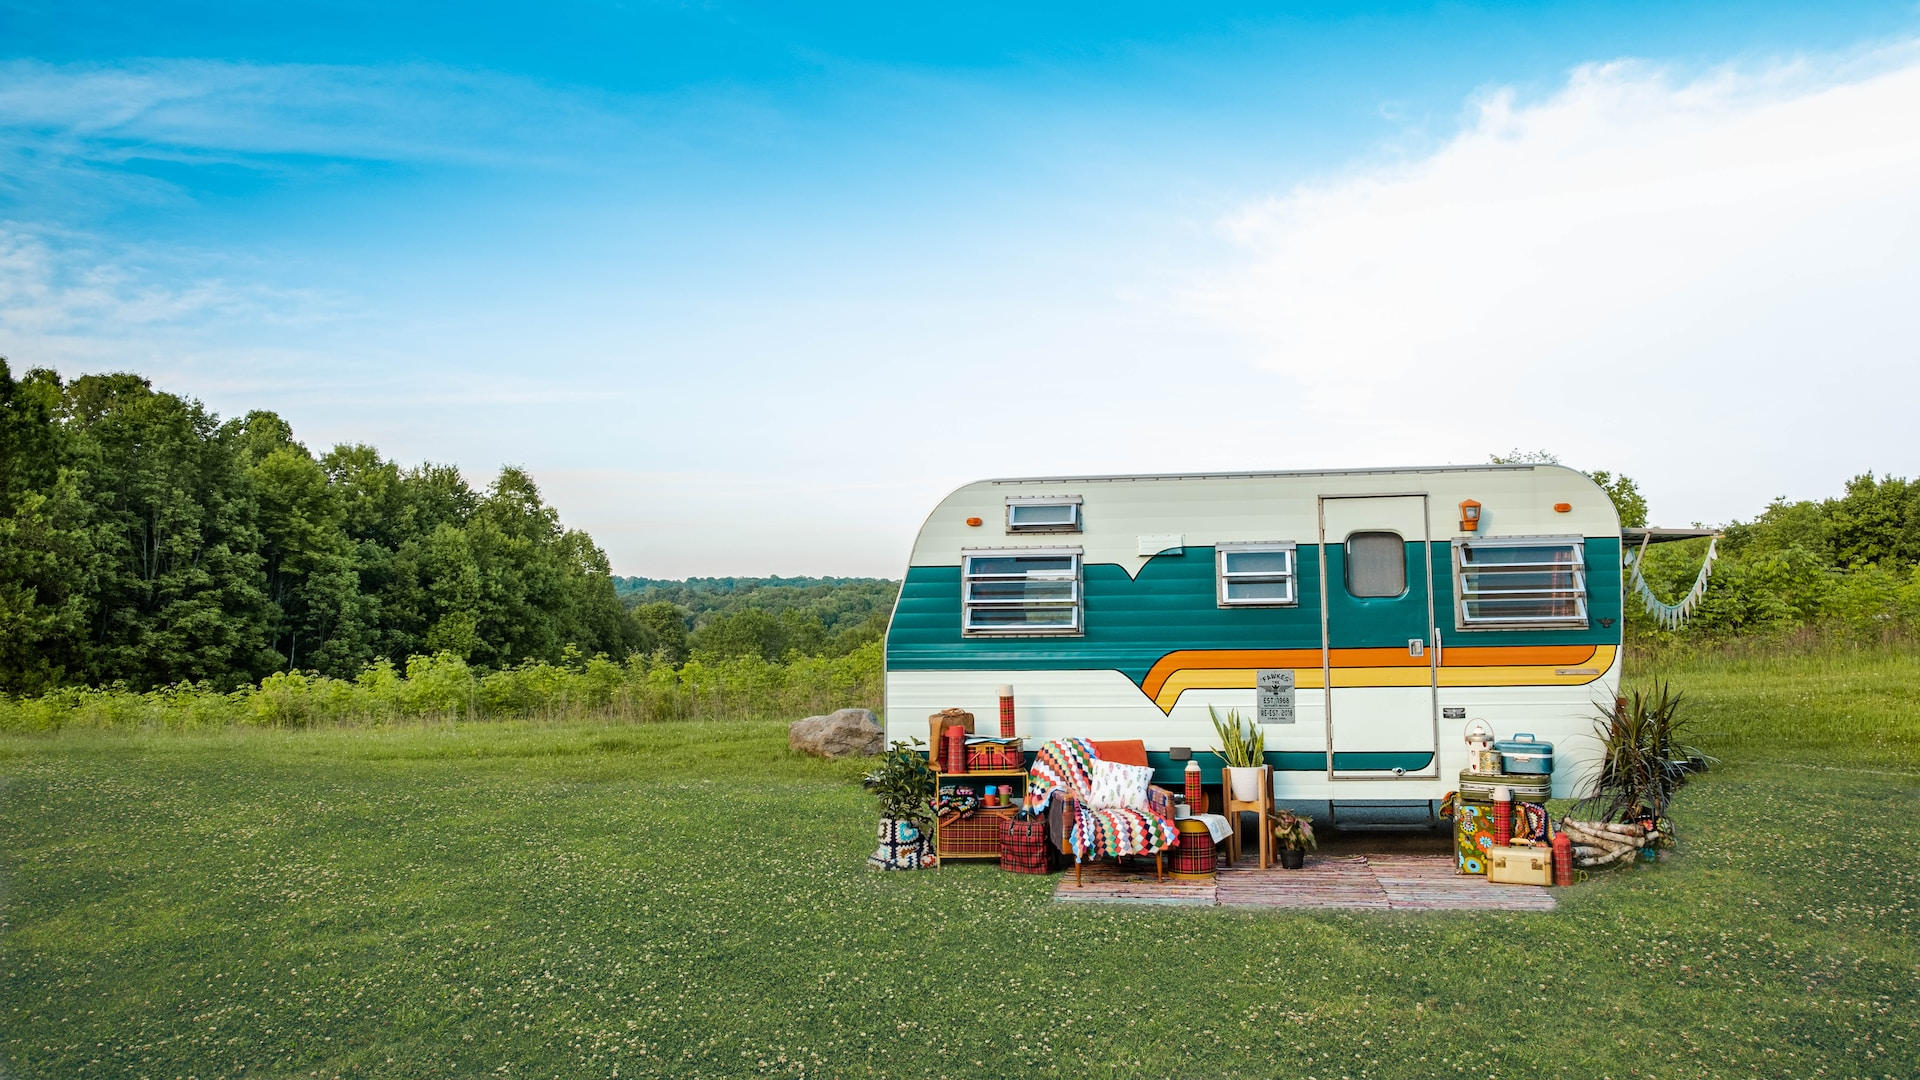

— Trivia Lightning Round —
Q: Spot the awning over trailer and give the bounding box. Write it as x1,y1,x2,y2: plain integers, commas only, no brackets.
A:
1621,527,1719,545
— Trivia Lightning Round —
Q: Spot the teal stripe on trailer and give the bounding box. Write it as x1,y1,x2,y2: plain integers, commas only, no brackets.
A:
887,540,1622,680
1141,751,1437,786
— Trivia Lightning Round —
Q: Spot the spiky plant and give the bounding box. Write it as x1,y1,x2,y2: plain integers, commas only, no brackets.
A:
1208,705,1265,768
1578,681,1713,823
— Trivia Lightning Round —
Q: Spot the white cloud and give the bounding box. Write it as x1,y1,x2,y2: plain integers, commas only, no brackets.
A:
1193,42,1920,523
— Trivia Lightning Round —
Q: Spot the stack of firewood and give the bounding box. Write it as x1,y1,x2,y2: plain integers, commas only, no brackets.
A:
1559,819,1660,868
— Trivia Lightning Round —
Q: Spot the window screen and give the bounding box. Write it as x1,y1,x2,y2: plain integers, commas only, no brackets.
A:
1455,537,1588,627
962,550,1083,634
1345,532,1406,598
1217,543,1297,606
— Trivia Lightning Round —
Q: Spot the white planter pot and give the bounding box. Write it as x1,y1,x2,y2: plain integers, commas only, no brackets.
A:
1226,765,1267,802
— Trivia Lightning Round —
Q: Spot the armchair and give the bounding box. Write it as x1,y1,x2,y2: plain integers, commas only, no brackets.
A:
1026,738,1180,886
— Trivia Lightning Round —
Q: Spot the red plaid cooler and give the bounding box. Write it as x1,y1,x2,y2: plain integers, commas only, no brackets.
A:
999,813,1053,874
1169,817,1216,879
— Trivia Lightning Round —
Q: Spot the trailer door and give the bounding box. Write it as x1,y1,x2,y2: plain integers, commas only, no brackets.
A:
1318,494,1439,779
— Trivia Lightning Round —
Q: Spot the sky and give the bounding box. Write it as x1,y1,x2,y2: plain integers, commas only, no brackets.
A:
3,2,1918,578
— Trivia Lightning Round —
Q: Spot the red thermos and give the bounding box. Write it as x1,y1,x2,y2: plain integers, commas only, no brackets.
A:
1492,785,1513,845
944,723,969,774
1552,831,1574,886
997,684,1016,738
1184,760,1203,809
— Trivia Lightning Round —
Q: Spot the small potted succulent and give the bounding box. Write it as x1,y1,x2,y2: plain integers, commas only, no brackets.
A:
1271,809,1317,870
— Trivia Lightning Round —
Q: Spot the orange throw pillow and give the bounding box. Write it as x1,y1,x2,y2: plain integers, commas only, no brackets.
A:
1088,739,1151,767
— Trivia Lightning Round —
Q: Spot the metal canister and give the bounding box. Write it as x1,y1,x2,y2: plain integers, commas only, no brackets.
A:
943,723,969,773
1464,718,1500,774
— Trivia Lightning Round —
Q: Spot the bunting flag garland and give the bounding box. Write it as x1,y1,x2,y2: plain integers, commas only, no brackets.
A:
1624,534,1718,630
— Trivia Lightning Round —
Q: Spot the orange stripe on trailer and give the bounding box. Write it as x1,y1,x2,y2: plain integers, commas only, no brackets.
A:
1143,645,1614,713
1138,644,1599,701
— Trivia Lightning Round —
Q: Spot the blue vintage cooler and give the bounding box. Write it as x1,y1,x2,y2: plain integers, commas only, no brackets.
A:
1494,733,1553,775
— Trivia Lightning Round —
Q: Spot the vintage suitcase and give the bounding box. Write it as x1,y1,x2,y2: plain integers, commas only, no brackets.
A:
1457,769,1551,803
1494,733,1554,775
1487,843,1553,886
1453,799,1495,875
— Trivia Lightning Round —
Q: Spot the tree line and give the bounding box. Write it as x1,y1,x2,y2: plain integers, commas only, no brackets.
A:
0,361,657,695
615,576,898,665
1632,471,1920,642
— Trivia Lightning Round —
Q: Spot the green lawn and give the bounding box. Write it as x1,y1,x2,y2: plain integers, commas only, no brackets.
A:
3,649,1918,1079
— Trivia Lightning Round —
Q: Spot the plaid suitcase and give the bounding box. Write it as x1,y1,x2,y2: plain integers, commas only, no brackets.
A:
999,812,1053,874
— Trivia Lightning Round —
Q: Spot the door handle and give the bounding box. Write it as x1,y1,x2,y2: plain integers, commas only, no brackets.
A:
1407,638,1424,657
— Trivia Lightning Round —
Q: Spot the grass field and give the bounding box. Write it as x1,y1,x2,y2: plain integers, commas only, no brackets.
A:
4,648,1918,1079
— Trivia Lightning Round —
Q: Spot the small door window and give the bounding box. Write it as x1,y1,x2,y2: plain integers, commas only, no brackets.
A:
1345,531,1406,598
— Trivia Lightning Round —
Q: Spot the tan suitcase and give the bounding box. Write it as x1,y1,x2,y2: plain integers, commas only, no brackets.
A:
1486,844,1553,886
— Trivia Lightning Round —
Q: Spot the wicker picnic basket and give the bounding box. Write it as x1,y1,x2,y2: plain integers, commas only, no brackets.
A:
939,806,1014,858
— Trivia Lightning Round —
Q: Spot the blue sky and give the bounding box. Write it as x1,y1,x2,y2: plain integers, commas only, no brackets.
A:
4,2,1919,575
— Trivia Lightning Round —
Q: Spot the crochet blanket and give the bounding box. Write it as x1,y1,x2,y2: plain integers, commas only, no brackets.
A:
1025,737,1098,814
1025,738,1176,862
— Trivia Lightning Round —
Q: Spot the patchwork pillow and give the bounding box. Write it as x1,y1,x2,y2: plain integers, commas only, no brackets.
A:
1085,757,1154,812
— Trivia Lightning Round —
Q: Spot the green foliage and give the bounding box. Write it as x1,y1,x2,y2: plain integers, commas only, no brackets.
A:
0,359,643,692
1632,472,1920,646
1271,808,1317,851
0,640,883,733
616,575,899,661
1207,705,1264,767
1585,469,1648,529
861,738,937,825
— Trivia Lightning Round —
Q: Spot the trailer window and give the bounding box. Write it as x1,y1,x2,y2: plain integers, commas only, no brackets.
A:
1455,537,1588,628
1345,532,1406,598
962,549,1083,634
1005,496,1083,533
1217,542,1297,606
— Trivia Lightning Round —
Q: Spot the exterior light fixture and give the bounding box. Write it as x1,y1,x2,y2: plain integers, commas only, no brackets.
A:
1459,499,1482,533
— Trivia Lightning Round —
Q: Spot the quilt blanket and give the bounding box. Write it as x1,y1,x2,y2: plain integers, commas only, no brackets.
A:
1025,738,1175,862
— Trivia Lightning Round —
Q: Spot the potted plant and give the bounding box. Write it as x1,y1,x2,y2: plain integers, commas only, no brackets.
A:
862,739,938,870
1209,705,1267,802
1271,809,1316,869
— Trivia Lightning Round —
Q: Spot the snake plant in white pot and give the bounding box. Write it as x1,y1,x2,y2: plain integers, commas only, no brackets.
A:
1209,706,1267,802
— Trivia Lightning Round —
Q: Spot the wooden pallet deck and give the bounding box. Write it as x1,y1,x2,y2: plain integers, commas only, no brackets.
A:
1052,853,1556,912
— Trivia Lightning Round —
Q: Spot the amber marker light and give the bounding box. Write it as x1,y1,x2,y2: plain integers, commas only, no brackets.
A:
1554,502,1572,513
966,516,983,527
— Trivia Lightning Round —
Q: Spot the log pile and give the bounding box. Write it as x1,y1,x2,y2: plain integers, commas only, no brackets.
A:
1559,819,1660,868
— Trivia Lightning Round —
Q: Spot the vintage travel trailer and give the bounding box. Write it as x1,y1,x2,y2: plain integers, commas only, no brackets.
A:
883,465,1623,808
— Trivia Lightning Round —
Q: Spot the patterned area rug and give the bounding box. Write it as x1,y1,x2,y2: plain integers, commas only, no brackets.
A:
1052,853,1557,912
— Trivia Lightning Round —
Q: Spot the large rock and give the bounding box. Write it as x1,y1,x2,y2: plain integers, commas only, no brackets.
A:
789,707,883,758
